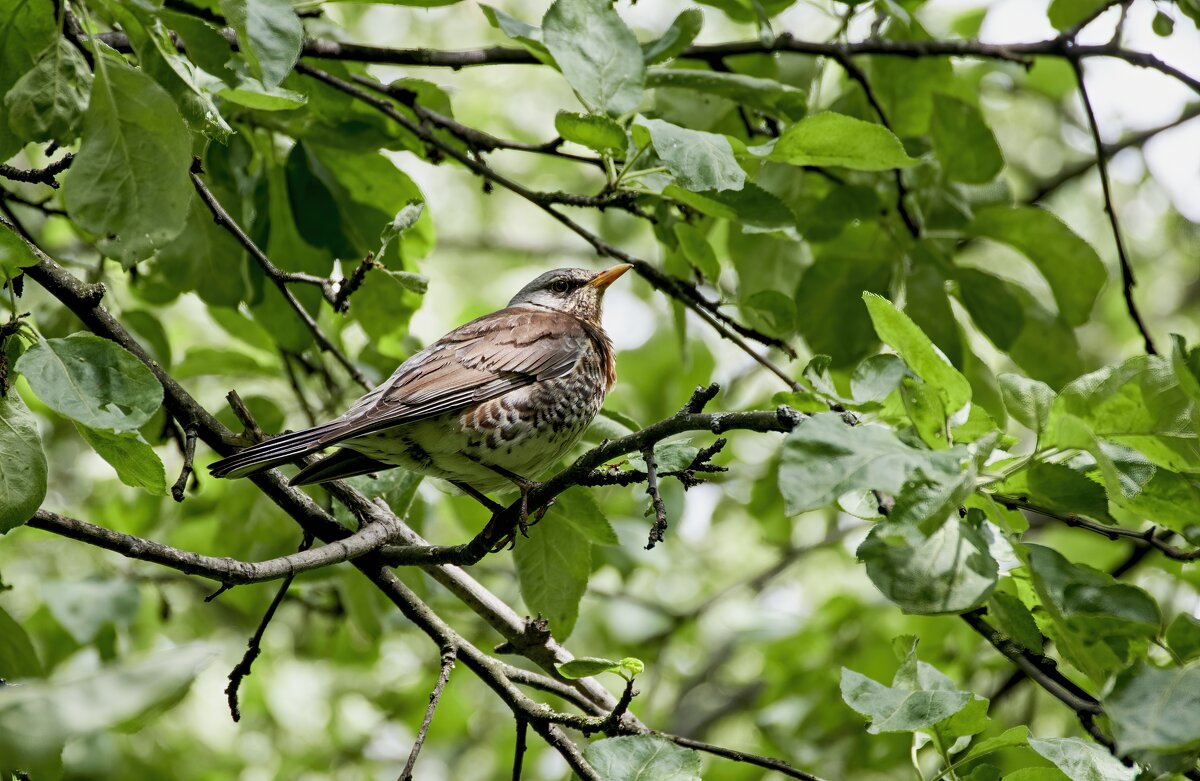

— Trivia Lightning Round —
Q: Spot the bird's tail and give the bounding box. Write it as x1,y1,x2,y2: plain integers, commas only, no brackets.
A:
208,422,345,479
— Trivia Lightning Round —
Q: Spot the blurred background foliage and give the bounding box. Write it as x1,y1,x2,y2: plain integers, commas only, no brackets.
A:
1,0,1199,779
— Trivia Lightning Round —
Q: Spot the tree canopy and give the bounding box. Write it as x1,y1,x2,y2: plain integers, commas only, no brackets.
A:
1,0,1200,780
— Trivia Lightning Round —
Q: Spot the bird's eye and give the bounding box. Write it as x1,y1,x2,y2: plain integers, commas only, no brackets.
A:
549,279,572,294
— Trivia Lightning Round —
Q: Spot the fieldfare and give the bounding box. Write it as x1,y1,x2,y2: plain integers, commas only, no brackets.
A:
208,265,631,510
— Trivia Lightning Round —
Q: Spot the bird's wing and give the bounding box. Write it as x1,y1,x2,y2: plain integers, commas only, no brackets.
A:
208,307,590,478
336,306,591,438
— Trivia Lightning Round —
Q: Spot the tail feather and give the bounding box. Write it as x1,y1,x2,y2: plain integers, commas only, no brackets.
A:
208,423,345,479
289,449,392,486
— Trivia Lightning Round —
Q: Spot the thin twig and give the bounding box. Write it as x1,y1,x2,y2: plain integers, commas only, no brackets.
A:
642,446,669,550
332,253,380,312
1071,59,1156,354
1027,102,1200,202
399,647,457,781
512,717,528,781
226,533,314,722
829,53,920,238
0,155,74,189
188,165,371,389
170,424,198,502
993,494,1199,561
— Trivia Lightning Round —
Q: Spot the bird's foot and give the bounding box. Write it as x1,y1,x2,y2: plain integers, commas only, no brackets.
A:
516,479,544,538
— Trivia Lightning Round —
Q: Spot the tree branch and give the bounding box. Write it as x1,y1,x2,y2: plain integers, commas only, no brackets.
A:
226,533,313,722
26,508,405,585
992,494,1199,561
0,154,74,189
1026,102,1200,203
399,647,456,781
188,165,371,390
1071,59,1156,354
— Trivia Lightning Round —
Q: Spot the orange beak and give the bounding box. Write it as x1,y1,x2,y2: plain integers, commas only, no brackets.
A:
588,263,633,290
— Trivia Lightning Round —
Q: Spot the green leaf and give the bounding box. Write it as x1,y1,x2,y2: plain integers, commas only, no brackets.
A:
378,199,426,258
901,376,949,449
0,391,47,534
645,67,807,120
672,223,719,280
76,424,168,495
956,270,1083,389
0,0,57,160
16,334,163,432
955,268,1025,351
1028,736,1139,781
796,233,894,367
641,10,703,64
993,462,1112,524
219,0,303,88
764,112,918,170
0,219,39,278
584,735,701,781
554,486,618,545
515,504,592,639
1003,770,1068,781
480,5,553,64
1045,355,1200,474
989,589,1045,653
554,110,626,154
1047,0,1110,30
40,579,140,644
864,292,972,412
633,117,744,192
851,354,911,403
963,725,1031,762
999,374,1056,434
218,77,308,110
4,39,91,146
664,182,796,233
0,644,213,779
0,605,42,679
779,412,970,516
1166,614,1200,663
556,657,621,679
542,0,645,116
1024,544,1160,680
965,206,1105,327
839,666,971,734
107,5,231,141
63,58,192,264
930,93,1003,183
1104,660,1200,754
155,193,250,308
302,144,435,267
857,515,998,614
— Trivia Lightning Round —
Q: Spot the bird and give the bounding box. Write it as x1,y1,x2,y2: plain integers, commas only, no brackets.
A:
208,264,631,514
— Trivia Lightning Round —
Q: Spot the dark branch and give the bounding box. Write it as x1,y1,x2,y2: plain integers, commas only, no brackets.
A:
188,166,371,390
27,508,405,585
226,533,313,722
993,494,1199,561
171,424,198,502
1027,102,1200,202
1071,60,1156,354
828,53,920,238
399,647,456,781
641,446,669,550
512,717,528,781
0,154,74,189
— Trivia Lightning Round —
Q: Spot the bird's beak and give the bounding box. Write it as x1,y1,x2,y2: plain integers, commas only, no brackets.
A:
587,263,633,290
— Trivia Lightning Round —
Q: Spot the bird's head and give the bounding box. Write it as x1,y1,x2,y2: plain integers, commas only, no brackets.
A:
508,264,633,323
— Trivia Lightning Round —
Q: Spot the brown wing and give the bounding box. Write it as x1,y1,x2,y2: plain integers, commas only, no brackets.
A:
208,307,592,478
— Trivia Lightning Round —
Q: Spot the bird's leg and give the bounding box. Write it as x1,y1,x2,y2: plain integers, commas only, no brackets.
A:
460,455,543,537
450,480,504,514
